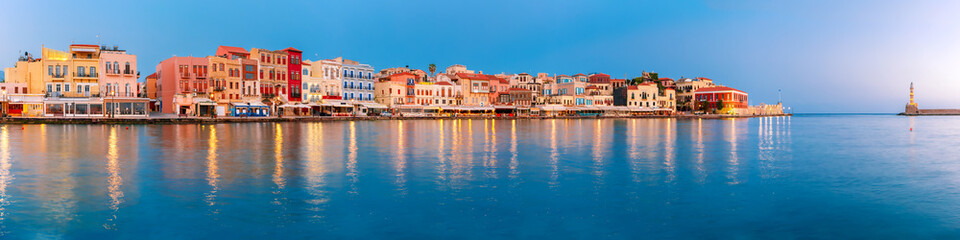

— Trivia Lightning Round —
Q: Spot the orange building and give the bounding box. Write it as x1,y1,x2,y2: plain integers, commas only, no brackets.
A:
694,86,748,113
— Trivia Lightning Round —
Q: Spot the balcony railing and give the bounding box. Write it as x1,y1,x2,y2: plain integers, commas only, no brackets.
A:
73,73,98,78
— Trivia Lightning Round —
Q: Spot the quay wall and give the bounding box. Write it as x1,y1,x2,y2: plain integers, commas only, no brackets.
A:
0,114,792,125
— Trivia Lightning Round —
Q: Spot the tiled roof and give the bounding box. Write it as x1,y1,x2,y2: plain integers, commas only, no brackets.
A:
282,47,302,53
218,46,249,54
456,73,499,81
389,72,418,78
695,86,746,94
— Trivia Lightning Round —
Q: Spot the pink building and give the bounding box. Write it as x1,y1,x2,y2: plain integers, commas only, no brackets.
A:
99,46,139,97
156,56,209,114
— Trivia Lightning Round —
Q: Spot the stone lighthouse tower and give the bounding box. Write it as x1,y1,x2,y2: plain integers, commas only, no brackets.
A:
904,82,919,115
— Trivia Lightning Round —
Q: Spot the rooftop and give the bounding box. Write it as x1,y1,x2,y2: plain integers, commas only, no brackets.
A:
695,86,746,94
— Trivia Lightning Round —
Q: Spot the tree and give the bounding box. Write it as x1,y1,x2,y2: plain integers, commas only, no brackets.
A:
715,98,724,114
631,77,643,85
428,63,437,77
699,100,709,113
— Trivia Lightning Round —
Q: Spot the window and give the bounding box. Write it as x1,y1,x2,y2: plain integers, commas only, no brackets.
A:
90,67,96,75
114,62,120,73
64,84,70,92
56,65,61,76
48,66,53,75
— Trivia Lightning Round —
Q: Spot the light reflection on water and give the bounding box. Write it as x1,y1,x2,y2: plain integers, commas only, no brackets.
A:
3,116,960,238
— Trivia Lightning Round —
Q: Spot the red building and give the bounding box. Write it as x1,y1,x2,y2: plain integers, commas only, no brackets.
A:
588,73,611,84
694,86,748,112
282,47,303,102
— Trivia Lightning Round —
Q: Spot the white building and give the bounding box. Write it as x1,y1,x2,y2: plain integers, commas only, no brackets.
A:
341,58,374,101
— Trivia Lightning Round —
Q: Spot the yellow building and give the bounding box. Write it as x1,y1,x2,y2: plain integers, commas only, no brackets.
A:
4,44,103,98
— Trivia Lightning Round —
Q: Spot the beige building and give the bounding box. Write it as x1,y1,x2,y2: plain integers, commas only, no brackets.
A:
445,64,474,74
374,79,405,107
658,88,677,110
207,55,243,106
675,77,714,110
250,48,289,103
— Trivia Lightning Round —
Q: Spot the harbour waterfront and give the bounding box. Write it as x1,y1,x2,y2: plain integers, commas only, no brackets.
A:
0,115,958,238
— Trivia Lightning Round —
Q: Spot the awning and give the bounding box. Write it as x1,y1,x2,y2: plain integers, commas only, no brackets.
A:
194,98,216,105
361,102,388,109
232,101,269,107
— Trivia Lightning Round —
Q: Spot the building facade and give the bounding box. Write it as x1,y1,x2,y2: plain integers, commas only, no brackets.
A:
341,59,374,101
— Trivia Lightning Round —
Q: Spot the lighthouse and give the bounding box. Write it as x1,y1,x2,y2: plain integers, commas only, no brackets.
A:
904,82,919,115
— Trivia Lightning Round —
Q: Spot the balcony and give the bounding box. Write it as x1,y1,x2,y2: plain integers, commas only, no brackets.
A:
106,69,121,76
74,73,98,78
51,74,66,79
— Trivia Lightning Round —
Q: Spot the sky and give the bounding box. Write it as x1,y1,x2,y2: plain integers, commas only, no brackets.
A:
0,0,957,113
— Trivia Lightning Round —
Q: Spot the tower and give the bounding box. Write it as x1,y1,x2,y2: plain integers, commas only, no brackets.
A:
909,82,916,106
904,82,919,115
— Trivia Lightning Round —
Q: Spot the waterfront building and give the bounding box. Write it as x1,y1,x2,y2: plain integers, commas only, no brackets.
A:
490,76,510,105
341,58,374,101
675,77,715,110
4,52,43,94
457,73,496,107
434,81,459,105
155,56,210,115
98,46,138,97
300,60,323,102
509,73,541,100
281,48,303,102
694,86,748,113
240,58,260,102
207,55,244,115
215,46,262,103
413,82,437,105
145,73,158,99
504,88,534,107
317,58,343,100
250,48,289,105
374,72,410,107
588,73,613,96
658,88,676,110
22,45,104,98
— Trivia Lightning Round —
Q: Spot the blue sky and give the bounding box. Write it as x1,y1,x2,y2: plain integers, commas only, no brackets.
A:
1,0,957,113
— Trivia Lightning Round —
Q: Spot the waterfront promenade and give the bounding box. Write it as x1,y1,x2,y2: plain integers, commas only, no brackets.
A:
0,112,791,124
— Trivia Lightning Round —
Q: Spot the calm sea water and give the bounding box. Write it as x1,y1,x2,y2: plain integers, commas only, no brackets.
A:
0,115,958,239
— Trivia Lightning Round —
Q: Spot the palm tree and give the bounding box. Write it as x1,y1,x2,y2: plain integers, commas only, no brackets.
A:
428,63,437,77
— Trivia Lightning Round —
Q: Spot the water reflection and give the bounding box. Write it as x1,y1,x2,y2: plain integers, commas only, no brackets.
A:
549,119,559,188
663,119,675,183
0,126,11,236
104,127,124,229
304,122,328,221
395,121,407,195
727,119,740,185
509,120,518,181
757,116,792,179
205,126,220,214
347,121,358,195
274,124,286,191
